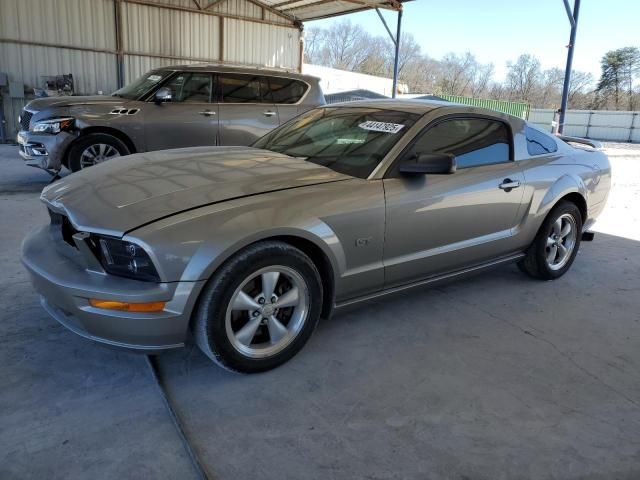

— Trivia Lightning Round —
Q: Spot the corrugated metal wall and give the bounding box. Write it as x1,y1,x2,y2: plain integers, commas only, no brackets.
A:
0,0,301,140
530,108,640,143
224,19,299,69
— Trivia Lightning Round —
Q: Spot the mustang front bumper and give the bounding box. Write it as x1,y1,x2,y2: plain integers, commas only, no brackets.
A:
21,225,205,351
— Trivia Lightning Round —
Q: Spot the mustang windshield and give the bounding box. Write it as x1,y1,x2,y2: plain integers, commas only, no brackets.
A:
253,107,419,178
112,70,173,100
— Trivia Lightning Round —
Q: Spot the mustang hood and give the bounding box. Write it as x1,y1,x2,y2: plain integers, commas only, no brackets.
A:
41,147,350,236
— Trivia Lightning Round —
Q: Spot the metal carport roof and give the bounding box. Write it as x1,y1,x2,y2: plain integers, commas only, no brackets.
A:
255,0,405,22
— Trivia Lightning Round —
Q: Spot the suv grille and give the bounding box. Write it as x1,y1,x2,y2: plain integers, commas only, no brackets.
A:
20,110,33,131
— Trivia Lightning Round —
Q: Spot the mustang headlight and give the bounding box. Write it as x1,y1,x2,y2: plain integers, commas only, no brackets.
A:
91,235,160,282
30,117,74,134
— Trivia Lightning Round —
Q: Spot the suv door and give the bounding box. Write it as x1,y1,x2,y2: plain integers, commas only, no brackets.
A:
216,73,279,146
383,117,525,287
143,72,218,151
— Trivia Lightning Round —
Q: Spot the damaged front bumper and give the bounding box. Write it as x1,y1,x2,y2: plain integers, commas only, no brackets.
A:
17,130,75,171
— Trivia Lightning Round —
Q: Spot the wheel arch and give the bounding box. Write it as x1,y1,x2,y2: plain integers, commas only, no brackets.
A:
538,173,588,223
269,235,336,320
186,228,342,321
63,126,136,167
557,191,587,224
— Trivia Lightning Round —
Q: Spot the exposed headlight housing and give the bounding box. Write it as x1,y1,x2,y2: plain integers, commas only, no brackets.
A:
90,235,160,282
30,117,74,134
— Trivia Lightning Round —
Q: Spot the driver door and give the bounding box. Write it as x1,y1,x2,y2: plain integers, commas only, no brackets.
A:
383,117,525,287
144,72,218,151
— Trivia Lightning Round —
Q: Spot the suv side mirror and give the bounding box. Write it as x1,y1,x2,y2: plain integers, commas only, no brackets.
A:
154,87,172,104
399,153,456,175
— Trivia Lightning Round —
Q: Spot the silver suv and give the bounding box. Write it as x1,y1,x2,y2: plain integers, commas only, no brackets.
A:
17,64,324,172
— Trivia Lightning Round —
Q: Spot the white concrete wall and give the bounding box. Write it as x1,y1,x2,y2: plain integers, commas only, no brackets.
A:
530,108,640,143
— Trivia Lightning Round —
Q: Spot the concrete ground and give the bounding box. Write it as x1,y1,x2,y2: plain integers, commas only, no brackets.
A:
1,143,639,480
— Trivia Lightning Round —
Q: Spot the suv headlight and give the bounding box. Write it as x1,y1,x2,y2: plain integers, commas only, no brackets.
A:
90,235,160,282
30,117,74,134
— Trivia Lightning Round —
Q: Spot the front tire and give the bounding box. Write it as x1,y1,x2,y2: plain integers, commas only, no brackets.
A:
518,200,583,280
67,133,129,172
193,241,323,373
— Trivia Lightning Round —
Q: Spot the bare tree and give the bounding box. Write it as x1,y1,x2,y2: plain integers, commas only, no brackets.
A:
568,70,594,106
321,21,373,71
470,63,495,97
304,22,625,111
303,27,323,65
505,54,541,102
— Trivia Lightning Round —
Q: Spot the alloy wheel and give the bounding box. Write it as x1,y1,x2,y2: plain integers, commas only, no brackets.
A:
545,213,577,271
79,143,120,168
225,266,309,358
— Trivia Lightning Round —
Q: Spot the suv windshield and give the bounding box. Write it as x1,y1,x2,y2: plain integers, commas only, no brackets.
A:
253,107,419,178
112,70,173,100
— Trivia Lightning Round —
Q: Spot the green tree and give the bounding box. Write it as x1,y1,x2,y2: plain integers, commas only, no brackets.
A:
596,47,640,110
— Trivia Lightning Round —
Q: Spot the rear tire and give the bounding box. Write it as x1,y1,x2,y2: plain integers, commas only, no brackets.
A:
518,200,583,280
68,133,129,172
193,241,323,374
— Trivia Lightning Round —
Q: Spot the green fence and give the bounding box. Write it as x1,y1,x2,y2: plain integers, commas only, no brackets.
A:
440,94,531,120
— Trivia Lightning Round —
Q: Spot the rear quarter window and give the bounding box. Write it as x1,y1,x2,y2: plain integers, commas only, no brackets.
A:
265,77,308,104
526,126,558,155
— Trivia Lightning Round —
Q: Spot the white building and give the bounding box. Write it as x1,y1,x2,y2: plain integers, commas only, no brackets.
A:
302,63,408,97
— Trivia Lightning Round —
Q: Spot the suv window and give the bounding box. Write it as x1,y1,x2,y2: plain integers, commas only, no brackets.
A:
409,118,511,169
264,76,308,104
163,72,212,103
219,74,267,103
526,126,558,155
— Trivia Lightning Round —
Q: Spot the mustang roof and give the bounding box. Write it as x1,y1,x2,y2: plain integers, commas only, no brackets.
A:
328,99,524,122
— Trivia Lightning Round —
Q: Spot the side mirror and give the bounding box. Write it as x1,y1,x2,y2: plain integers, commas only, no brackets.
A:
154,87,172,105
399,153,456,175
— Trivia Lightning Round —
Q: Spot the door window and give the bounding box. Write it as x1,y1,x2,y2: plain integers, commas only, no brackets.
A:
163,73,212,103
219,74,267,103
264,76,308,104
408,118,511,169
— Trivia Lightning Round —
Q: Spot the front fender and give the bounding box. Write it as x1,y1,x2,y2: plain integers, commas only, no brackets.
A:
183,222,345,285
127,194,348,285
128,178,385,301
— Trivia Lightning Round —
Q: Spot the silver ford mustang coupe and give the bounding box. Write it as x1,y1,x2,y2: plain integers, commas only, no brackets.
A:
22,100,611,373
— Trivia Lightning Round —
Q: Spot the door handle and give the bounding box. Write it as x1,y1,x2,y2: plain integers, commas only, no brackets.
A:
499,178,521,192
198,110,216,116
263,110,277,117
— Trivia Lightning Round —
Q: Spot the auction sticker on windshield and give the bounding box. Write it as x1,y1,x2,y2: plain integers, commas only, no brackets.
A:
358,121,405,134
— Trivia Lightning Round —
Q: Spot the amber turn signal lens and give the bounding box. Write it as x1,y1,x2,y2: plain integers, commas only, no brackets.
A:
89,299,166,312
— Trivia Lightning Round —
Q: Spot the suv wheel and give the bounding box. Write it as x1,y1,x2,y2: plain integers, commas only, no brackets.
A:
67,133,129,172
194,241,323,373
518,200,583,280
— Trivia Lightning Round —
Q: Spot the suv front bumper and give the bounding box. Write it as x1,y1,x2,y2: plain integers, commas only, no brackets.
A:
21,225,205,351
17,130,75,170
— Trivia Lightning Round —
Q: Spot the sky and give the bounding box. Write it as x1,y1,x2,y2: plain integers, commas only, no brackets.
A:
307,0,640,82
